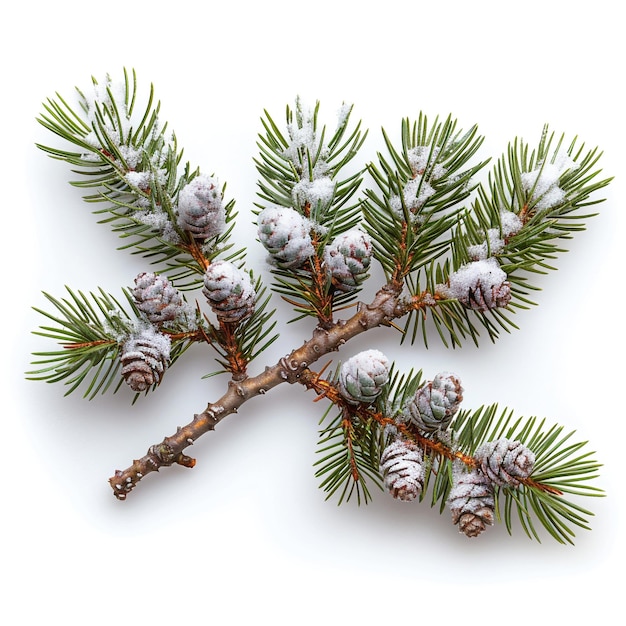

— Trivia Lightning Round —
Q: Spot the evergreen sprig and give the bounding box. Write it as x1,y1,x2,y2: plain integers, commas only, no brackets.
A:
449,405,602,543
458,128,609,268
399,127,612,348
403,260,521,348
314,403,383,505
36,68,241,288
310,361,603,542
29,70,610,544
362,115,487,282
255,98,366,232
254,99,370,324
27,287,197,399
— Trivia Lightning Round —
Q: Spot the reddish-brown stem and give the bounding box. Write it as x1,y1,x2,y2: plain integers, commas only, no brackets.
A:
109,283,406,499
165,329,208,343
298,368,562,496
64,339,114,350
342,413,361,482
218,321,249,380
181,237,211,272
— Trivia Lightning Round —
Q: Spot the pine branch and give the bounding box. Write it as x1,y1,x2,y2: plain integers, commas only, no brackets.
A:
29,71,611,544
424,127,614,347
107,284,402,499
103,283,602,542
36,68,242,288
255,98,369,326
27,286,204,400
362,114,488,284
449,405,602,543
314,405,383,505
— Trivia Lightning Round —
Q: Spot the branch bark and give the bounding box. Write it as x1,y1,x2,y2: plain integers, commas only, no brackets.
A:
109,283,407,499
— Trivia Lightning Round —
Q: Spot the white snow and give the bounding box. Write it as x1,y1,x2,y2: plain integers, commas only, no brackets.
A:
178,176,223,214
336,102,353,129
407,145,446,179
388,146,448,218
124,325,172,362
500,210,523,237
282,100,335,189
284,106,319,165
389,176,436,217
467,211,523,261
204,260,255,301
135,209,181,243
292,175,335,208
467,229,504,261
125,171,151,189
521,152,577,210
439,258,507,301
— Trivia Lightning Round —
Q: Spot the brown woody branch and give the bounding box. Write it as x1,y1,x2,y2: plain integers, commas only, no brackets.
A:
109,282,408,499
109,278,561,500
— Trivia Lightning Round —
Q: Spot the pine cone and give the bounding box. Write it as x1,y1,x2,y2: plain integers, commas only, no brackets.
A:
257,206,314,268
380,439,424,502
438,258,511,311
406,372,463,435
177,175,226,241
120,327,171,392
475,438,536,487
324,229,372,292
132,272,183,324
203,261,256,324
448,466,495,538
339,349,390,404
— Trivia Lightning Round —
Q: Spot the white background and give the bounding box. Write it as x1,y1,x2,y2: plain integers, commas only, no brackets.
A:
2,1,623,623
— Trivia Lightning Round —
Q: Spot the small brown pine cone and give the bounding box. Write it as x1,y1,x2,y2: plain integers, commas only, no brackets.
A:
120,327,171,392
203,261,256,324
406,372,463,435
448,466,495,538
475,438,536,487
324,229,372,293
439,259,511,311
339,350,390,405
465,279,511,311
257,206,315,269
132,272,183,324
177,175,226,241
379,439,425,502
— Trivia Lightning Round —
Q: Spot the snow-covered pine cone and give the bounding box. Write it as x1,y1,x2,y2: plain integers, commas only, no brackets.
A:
257,206,315,268
120,327,171,392
438,258,511,311
203,261,256,324
324,229,372,292
339,350,390,404
132,272,183,324
406,372,463,435
379,438,425,502
475,438,536,487
448,466,495,538
177,175,226,241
